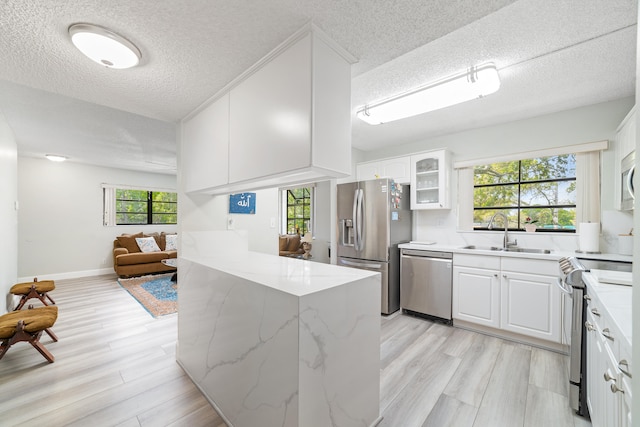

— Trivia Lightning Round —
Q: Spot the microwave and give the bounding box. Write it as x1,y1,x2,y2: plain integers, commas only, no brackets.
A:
621,151,635,210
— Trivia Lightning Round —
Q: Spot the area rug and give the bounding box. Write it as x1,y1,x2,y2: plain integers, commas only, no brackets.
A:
117,273,177,317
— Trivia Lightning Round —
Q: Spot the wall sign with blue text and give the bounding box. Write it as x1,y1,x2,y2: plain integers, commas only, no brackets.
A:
229,193,256,214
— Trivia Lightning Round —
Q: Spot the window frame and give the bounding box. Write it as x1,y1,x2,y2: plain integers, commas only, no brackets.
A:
280,185,315,236
473,156,577,232
103,185,178,227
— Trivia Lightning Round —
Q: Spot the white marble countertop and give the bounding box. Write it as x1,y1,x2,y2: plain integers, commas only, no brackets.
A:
182,252,379,297
399,242,633,263
583,270,632,349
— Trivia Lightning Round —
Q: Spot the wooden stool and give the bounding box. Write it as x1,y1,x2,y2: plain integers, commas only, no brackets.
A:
10,278,57,341
0,306,59,363
10,278,56,310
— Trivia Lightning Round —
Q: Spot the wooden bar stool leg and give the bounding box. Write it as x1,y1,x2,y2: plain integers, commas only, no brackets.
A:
44,328,58,342
29,331,55,363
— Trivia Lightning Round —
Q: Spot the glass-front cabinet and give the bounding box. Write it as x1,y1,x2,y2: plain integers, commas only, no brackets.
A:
410,150,450,209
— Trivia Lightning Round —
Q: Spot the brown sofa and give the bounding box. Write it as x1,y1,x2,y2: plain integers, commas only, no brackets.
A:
113,232,177,277
279,234,305,257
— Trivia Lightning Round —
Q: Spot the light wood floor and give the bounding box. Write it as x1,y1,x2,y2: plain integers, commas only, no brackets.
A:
0,275,592,427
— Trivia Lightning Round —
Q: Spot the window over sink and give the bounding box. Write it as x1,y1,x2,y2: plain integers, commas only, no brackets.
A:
473,154,576,231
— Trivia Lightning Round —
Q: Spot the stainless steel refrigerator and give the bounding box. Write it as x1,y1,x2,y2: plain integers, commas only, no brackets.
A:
337,178,412,314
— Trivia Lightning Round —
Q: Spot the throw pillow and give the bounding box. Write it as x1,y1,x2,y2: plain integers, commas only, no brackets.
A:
165,234,178,251
116,232,144,253
135,236,161,253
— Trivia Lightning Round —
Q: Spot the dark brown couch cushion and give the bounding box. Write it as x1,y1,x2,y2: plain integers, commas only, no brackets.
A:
116,232,144,253
286,234,301,252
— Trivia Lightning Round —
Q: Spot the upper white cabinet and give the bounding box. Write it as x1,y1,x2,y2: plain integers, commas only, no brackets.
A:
356,156,411,184
181,24,355,195
410,150,450,209
181,93,230,193
615,106,636,210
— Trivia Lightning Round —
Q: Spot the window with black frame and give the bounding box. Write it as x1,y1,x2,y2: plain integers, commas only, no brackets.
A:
116,189,177,225
473,154,576,232
284,187,312,235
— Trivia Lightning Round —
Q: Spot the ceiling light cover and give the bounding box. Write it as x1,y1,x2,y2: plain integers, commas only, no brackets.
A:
69,23,141,69
357,63,500,125
46,154,68,162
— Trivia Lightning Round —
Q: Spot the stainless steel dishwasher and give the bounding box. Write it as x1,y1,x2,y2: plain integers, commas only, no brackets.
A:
400,249,453,322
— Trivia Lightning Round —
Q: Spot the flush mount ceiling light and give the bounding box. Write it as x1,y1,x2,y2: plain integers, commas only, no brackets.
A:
357,63,501,125
45,154,68,162
68,23,141,69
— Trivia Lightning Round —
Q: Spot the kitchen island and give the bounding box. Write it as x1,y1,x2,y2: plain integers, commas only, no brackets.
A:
176,250,381,427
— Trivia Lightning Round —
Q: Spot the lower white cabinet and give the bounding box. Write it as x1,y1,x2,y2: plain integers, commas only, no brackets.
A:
452,265,500,329
452,254,561,344
585,293,631,427
500,271,560,342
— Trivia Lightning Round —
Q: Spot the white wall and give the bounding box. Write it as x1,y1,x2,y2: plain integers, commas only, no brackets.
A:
0,114,18,312
17,157,177,280
358,98,635,253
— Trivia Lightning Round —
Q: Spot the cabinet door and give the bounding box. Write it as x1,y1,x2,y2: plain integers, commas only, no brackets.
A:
452,266,500,328
181,93,229,192
410,150,450,209
500,272,561,343
380,157,411,184
228,34,312,183
356,162,380,182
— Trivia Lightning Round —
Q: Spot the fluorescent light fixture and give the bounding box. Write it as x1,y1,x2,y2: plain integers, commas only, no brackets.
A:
45,154,68,162
69,23,141,69
357,63,500,125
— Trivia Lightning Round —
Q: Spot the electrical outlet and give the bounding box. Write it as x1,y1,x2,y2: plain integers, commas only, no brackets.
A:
227,216,234,230
270,217,276,228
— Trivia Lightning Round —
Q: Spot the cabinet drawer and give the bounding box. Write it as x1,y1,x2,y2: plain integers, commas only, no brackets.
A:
453,254,500,270
501,257,558,276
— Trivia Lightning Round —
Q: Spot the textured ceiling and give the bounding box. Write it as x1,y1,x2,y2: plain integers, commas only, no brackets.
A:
0,0,636,174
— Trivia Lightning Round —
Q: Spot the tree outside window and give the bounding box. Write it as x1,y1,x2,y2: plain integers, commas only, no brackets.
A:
473,155,576,232
116,189,177,225
285,187,311,234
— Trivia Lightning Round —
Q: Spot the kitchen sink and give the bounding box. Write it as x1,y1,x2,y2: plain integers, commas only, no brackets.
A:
503,247,552,254
460,245,551,254
461,245,502,251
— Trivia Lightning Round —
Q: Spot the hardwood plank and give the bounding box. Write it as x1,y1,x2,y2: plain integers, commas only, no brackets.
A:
443,333,502,407
523,384,575,427
421,394,478,427
473,342,532,427
379,350,460,426
528,347,569,397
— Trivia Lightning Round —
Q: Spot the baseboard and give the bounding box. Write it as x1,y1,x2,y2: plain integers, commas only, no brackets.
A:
17,267,116,283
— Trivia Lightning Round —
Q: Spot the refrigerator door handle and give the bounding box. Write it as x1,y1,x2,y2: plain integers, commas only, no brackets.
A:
352,189,359,250
356,189,365,251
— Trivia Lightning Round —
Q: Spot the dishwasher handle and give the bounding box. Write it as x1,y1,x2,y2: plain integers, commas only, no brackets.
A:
401,249,453,259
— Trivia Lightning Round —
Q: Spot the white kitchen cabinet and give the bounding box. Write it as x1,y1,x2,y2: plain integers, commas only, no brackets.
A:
452,265,501,329
181,93,230,193
585,288,631,427
410,150,450,209
615,105,636,210
500,271,560,342
356,156,411,184
181,24,355,195
452,254,561,345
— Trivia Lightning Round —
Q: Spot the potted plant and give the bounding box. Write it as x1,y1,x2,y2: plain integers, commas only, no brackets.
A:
524,217,538,232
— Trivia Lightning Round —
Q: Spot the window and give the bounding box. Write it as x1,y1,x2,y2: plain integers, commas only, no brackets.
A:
281,186,314,235
103,185,177,226
116,189,177,225
473,154,576,231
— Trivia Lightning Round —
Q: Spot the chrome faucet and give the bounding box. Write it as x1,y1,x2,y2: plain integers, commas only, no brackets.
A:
488,212,517,249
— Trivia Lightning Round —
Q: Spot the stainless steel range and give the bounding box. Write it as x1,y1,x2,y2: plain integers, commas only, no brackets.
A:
557,257,588,416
